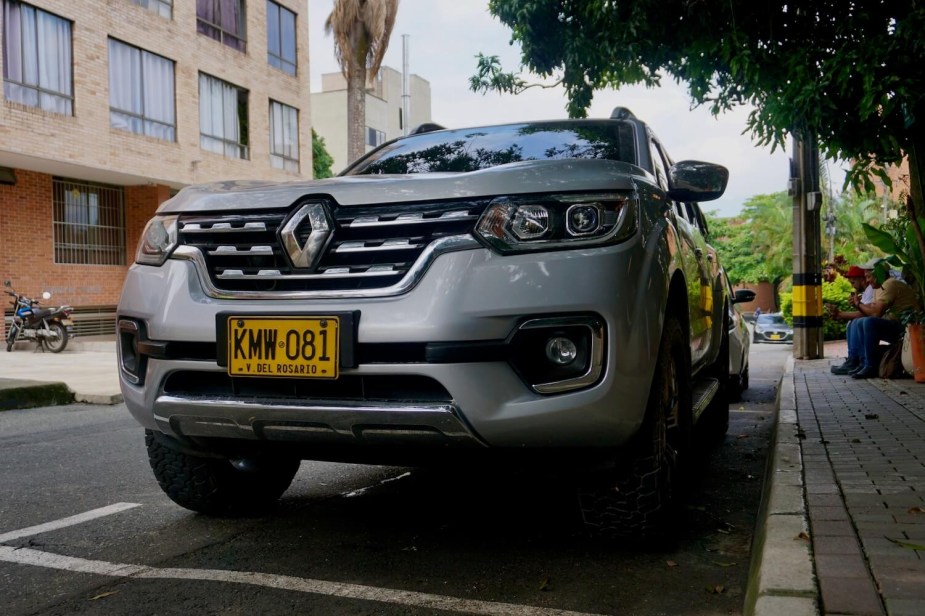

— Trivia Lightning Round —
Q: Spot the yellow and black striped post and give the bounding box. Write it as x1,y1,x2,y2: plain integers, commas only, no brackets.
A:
792,273,823,328
791,134,825,359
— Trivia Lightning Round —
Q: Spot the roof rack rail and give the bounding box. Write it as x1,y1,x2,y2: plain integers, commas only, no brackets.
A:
410,122,446,135
609,107,636,120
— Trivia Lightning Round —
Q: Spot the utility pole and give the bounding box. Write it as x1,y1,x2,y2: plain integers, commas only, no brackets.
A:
791,133,825,359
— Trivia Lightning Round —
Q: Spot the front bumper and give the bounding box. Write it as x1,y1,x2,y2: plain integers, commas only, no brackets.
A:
118,242,663,451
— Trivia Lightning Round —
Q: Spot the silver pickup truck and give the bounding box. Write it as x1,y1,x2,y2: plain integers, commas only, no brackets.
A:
118,108,735,541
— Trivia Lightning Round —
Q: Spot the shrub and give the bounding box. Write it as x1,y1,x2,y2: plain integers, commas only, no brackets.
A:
779,276,854,340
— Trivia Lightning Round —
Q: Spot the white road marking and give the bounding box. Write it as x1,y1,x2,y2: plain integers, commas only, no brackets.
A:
0,504,606,616
0,502,141,543
0,545,605,616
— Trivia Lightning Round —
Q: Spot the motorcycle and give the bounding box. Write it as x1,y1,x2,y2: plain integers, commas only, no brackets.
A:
4,280,74,353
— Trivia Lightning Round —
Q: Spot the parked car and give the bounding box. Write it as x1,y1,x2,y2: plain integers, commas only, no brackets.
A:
729,289,755,401
118,107,733,542
753,313,794,343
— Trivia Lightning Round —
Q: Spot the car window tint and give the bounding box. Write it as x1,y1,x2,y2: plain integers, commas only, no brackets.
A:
344,121,637,175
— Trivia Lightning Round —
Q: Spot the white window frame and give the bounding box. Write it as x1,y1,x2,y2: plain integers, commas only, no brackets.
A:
108,38,176,141
1,0,73,115
266,0,296,75
199,72,249,160
269,100,299,172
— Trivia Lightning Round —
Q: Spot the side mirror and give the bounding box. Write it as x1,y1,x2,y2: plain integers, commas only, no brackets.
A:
667,160,729,202
732,289,756,304
42,291,51,300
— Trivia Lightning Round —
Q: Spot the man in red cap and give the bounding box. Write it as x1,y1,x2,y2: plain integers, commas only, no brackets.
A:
841,258,920,378
828,264,876,374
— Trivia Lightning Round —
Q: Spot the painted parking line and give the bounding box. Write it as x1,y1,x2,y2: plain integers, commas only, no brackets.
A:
0,506,606,616
0,502,141,543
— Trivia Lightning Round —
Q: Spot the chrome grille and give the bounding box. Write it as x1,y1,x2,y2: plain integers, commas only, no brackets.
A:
177,199,489,293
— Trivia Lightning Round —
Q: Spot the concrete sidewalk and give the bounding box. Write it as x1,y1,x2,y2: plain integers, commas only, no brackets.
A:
0,335,120,407
749,341,925,616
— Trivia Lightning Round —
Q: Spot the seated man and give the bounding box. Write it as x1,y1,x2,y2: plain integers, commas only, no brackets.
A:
829,265,875,374
845,258,921,379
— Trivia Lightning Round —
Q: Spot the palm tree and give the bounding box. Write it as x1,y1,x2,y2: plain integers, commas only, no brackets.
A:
325,0,399,163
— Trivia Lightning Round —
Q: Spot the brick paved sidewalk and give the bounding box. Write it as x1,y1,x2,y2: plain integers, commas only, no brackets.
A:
793,360,925,616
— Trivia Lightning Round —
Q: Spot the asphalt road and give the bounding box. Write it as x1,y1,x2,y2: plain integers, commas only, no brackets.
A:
0,344,791,615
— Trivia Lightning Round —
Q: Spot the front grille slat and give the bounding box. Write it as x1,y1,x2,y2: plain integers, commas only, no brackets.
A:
180,199,488,294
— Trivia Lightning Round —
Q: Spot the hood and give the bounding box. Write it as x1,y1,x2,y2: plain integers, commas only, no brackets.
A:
156,159,644,213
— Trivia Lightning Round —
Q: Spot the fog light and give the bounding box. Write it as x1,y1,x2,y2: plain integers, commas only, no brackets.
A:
545,336,578,365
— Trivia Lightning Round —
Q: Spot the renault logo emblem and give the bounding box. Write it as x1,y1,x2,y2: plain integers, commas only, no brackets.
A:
280,203,333,269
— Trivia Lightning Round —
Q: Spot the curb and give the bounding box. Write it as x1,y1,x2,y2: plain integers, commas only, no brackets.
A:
744,356,820,615
74,392,124,405
0,380,75,411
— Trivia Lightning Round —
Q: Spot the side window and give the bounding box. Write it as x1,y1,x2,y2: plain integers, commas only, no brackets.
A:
648,139,668,191
650,137,687,219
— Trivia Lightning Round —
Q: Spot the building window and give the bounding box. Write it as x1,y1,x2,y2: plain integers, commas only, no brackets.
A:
199,73,249,159
52,178,125,266
269,100,298,172
266,0,295,76
108,39,176,141
366,127,385,148
130,0,172,19
196,0,246,52
1,1,73,115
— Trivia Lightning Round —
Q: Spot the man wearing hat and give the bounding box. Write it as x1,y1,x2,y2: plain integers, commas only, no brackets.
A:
836,258,920,378
829,264,877,374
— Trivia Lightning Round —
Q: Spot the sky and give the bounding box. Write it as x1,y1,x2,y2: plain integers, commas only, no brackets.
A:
307,1,829,218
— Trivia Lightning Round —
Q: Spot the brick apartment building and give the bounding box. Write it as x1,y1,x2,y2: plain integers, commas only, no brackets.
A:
1,0,311,336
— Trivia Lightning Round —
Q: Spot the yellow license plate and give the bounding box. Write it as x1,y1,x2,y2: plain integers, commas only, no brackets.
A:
227,316,339,378
769,334,781,340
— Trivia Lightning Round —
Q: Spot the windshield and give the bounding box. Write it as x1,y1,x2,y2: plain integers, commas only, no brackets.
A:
757,314,788,326
343,121,637,175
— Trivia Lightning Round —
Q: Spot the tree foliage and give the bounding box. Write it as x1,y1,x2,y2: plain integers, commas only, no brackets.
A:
706,192,792,286
312,129,335,179
478,1,925,212
708,189,896,285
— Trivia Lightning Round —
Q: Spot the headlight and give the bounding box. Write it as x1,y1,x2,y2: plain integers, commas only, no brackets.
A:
135,215,179,266
475,193,636,254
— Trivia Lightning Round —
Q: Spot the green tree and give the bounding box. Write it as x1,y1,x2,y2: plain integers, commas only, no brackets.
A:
704,212,766,286
705,193,792,306
827,190,897,266
312,129,335,179
325,0,399,163
474,1,925,264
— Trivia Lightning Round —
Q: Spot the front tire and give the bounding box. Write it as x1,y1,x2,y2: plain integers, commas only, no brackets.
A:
43,322,68,353
6,323,18,352
145,431,300,515
579,316,691,544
